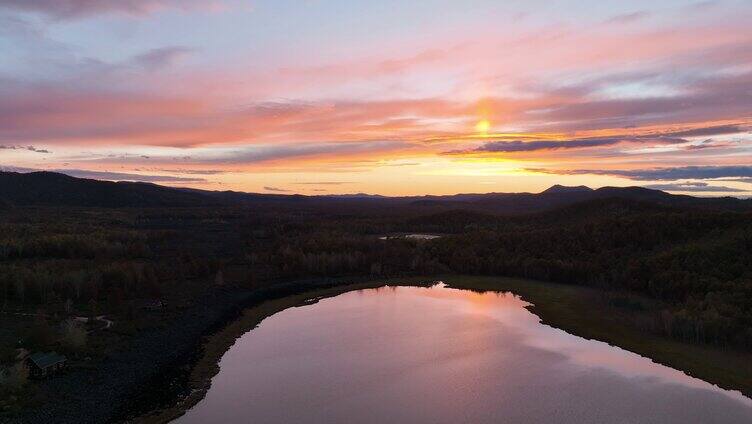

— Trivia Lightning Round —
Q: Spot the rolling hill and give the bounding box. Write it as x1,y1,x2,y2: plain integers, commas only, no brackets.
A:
0,171,749,213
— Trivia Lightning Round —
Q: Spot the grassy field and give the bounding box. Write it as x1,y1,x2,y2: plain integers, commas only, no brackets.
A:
139,275,752,422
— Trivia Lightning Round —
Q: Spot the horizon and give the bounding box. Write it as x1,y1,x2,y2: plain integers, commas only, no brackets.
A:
5,169,752,200
1,1,751,196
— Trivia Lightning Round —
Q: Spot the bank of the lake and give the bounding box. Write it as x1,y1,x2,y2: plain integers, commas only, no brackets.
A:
134,279,414,424
139,275,752,423
8,277,389,424
442,275,752,400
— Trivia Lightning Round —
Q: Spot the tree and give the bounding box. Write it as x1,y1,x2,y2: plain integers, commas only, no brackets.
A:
0,346,16,365
88,298,99,320
0,362,29,392
13,275,24,304
26,315,54,349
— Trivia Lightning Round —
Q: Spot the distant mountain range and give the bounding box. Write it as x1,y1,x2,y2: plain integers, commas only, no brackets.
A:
0,171,749,214
541,184,593,194
0,171,215,208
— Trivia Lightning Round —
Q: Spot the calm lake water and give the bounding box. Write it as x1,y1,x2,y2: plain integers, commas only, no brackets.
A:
176,284,752,424
378,233,441,240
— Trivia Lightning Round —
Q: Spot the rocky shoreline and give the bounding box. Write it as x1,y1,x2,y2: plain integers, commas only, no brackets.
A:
8,278,374,424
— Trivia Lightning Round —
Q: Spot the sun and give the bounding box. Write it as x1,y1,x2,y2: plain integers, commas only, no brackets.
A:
475,119,491,135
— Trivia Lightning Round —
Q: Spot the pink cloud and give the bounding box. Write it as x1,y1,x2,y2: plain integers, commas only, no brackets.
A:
2,67,751,152
1,4,751,184
0,0,220,19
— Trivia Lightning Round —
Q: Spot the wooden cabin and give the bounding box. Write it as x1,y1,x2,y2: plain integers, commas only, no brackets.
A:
27,352,67,378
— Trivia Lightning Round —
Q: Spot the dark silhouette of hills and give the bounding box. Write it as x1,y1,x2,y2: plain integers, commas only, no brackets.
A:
321,193,388,199
0,171,748,213
398,186,749,214
0,171,218,207
541,184,593,194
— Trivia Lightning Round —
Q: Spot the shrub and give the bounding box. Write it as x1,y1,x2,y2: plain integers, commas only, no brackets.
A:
0,363,28,392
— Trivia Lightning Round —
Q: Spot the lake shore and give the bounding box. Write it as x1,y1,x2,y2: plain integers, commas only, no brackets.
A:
441,275,752,399
133,279,412,424
9,275,752,424
8,277,392,424
136,275,752,424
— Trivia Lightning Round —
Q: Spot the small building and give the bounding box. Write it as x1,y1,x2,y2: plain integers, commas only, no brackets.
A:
27,352,67,378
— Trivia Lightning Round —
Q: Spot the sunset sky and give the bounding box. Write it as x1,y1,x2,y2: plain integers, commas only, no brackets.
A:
1,0,751,195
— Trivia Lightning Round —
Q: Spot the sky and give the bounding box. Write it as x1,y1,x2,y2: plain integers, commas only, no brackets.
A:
0,0,751,196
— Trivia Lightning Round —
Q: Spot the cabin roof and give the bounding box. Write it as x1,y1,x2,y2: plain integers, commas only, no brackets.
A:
29,352,66,369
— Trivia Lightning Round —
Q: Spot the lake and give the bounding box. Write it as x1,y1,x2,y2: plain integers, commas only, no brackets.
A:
378,234,442,240
176,283,752,423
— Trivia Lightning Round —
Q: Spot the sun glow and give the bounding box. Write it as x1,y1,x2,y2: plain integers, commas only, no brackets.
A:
475,119,491,135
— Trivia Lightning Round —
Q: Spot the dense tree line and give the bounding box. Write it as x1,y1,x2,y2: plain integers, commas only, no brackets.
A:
247,201,752,350
1,200,751,355
416,211,752,348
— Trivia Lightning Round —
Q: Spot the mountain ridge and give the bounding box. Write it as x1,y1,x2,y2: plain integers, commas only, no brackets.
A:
0,171,749,213
541,184,593,194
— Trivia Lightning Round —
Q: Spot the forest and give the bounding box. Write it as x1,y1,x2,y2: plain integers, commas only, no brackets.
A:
1,176,751,415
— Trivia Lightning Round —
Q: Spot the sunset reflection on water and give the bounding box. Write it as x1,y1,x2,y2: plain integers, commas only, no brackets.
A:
178,284,752,424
